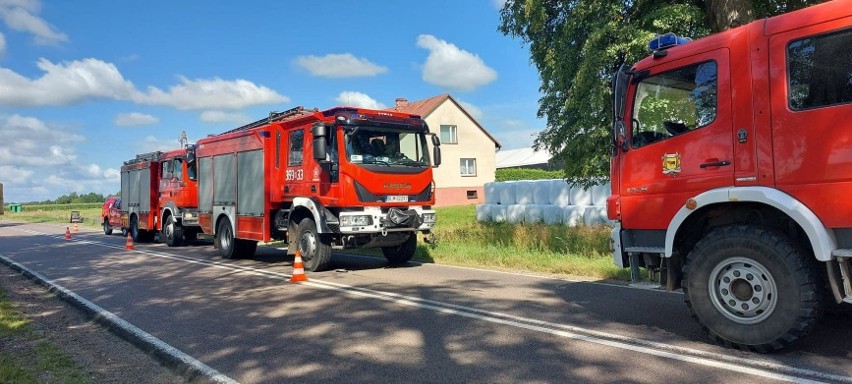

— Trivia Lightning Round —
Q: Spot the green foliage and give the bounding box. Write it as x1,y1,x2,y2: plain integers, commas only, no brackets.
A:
498,0,822,186
495,167,564,181
13,191,106,205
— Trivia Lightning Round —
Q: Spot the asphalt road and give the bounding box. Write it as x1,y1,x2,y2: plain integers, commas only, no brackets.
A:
1,221,850,383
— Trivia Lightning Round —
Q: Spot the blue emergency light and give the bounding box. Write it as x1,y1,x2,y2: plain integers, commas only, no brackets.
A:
649,33,692,51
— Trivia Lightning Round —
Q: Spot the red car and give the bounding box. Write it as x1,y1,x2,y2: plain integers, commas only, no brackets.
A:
101,196,125,236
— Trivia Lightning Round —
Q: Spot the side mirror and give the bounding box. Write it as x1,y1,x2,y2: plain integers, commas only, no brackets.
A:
433,146,441,167
312,123,328,161
431,134,441,146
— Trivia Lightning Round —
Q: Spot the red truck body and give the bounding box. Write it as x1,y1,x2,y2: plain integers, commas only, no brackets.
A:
608,0,851,351
119,147,200,244
194,106,439,271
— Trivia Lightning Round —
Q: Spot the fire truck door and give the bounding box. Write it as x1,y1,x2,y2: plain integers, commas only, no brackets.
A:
619,48,734,229
768,24,852,228
284,129,307,197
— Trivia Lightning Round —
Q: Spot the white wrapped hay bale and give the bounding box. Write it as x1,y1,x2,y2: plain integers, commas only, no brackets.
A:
507,204,526,224
484,182,499,204
549,180,572,207
532,180,551,205
591,183,611,206
499,182,517,205
476,204,492,222
563,206,584,227
583,206,609,226
569,185,593,206
524,204,544,223
514,181,535,205
542,205,563,225
491,205,508,222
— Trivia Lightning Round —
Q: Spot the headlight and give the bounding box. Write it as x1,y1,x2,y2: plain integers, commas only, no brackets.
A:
341,215,373,226
183,212,195,220
421,213,436,223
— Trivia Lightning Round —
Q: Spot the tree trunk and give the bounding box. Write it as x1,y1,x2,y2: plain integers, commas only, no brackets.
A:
704,0,754,32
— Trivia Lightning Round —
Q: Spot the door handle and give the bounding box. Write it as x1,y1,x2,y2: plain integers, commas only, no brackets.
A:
700,160,731,168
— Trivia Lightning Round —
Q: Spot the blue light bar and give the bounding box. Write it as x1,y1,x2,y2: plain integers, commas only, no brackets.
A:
649,33,692,51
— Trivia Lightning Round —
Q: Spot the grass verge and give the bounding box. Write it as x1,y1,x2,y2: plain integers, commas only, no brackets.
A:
0,286,90,384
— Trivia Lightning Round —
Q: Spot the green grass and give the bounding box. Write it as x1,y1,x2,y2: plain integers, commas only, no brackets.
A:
4,203,631,281
0,287,90,384
3,207,102,229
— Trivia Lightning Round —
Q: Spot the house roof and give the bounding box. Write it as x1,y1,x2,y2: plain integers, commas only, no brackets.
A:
387,94,501,149
495,147,552,168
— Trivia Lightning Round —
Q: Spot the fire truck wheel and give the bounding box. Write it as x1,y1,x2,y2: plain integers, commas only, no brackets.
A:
297,218,331,272
163,215,183,247
382,233,416,264
103,218,113,236
129,216,140,242
683,225,822,352
216,217,239,259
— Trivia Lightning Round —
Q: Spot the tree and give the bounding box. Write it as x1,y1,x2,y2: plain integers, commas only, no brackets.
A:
499,0,825,185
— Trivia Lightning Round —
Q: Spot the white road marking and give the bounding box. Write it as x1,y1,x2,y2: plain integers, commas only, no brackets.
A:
6,225,850,383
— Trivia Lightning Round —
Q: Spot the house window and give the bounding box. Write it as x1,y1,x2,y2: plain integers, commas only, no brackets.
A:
460,158,477,177
467,190,478,199
440,125,458,144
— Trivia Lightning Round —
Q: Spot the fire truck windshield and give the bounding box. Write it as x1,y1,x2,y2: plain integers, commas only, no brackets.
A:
344,126,431,169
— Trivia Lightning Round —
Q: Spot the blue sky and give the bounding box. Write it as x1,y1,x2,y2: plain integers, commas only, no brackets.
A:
0,0,544,203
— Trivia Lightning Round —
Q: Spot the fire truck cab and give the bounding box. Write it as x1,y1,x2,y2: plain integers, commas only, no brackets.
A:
608,1,851,351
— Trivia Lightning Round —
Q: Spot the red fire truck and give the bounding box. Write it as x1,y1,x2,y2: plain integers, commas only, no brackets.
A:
120,145,200,245
608,1,851,351
195,106,440,271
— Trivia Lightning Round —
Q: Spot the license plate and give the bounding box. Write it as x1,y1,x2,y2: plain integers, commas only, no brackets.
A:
386,195,408,203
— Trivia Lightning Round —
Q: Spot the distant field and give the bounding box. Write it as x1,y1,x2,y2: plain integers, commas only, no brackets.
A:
2,203,628,281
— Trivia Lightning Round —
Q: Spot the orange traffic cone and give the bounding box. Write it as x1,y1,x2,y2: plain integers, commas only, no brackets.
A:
289,251,308,283
64,227,72,240
124,233,135,250
72,223,79,233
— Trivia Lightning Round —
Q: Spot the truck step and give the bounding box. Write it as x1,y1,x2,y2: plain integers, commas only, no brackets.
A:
623,246,665,254
832,249,852,258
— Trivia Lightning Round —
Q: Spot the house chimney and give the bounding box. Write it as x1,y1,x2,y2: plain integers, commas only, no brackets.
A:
395,98,408,108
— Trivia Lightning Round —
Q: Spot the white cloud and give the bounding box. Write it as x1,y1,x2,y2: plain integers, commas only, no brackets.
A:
295,53,388,78
0,58,289,110
134,76,288,110
0,114,83,166
115,112,158,127
0,0,68,45
0,114,121,202
138,135,181,153
492,0,507,10
416,34,497,92
0,58,137,107
335,91,387,109
200,110,251,124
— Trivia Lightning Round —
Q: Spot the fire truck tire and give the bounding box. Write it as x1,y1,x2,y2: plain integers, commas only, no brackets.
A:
129,216,141,242
297,218,331,272
103,218,113,235
682,225,822,352
216,218,239,259
163,215,183,247
382,233,416,264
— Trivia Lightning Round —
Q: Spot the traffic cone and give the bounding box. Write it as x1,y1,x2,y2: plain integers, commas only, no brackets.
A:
124,233,135,250
72,223,79,233
289,251,308,283
64,227,72,240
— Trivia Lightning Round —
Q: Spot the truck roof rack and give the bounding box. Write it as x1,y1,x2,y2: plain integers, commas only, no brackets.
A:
218,106,318,136
123,151,163,165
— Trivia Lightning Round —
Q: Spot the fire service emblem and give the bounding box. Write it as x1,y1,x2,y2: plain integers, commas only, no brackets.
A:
662,153,681,175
